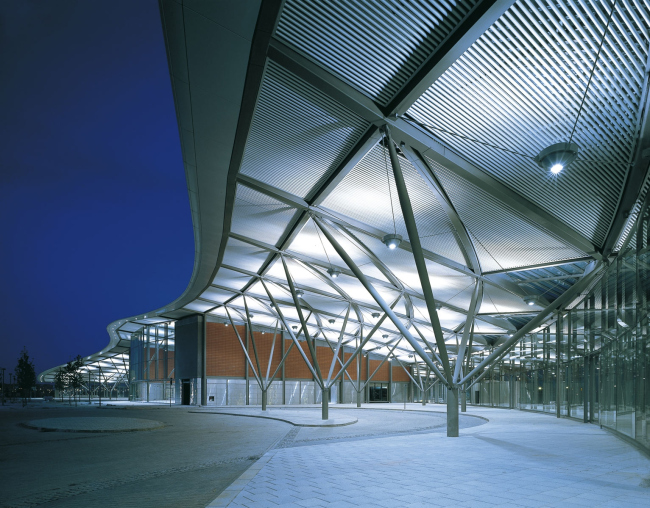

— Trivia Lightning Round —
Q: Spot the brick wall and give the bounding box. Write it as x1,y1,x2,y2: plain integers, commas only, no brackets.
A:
207,323,246,377
203,323,410,384
392,364,411,382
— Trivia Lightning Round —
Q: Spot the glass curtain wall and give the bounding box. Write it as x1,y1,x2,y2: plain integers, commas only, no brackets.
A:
469,210,650,451
129,322,175,402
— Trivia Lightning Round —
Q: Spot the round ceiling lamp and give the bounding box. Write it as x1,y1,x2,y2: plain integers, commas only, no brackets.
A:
382,233,402,250
328,318,335,324
372,312,380,319
534,142,579,174
327,267,341,279
523,295,540,307
295,289,304,297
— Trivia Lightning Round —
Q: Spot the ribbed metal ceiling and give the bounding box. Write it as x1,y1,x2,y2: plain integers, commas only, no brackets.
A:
239,61,369,198
276,0,481,105
428,155,588,270
321,144,467,264
230,184,297,246
408,0,650,246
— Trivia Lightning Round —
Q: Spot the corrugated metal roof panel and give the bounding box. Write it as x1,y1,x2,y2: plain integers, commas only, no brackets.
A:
321,144,467,264
276,0,480,105
427,153,589,271
230,184,298,246
408,0,650,246
239,61,369,198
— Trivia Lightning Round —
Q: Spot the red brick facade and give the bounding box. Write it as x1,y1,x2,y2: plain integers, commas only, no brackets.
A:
204,323,394,382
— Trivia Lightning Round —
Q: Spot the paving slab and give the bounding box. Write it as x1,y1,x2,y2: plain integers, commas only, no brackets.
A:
215,404,650,507
192,407,357,427
23,416,165,432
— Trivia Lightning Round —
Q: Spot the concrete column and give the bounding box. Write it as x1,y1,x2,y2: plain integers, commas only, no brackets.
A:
461,384,467,412
245,323,250,406
281,334,286,405
388,360,393,403
556,313,562,418
365,354,370,403
322,387,329,420
200,317,207,406
447,386,459,437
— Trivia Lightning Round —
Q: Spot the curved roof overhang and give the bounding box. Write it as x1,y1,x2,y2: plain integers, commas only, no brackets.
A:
40,0,650,384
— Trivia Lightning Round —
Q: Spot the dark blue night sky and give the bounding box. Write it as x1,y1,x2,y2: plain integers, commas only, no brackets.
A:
0,2,194,376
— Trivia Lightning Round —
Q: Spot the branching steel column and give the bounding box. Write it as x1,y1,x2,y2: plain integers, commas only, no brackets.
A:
313,215,449,387
225,307,262,388
260,279,323,387
460,261,603,385
453,282,482,383
326,306,351,386
383,126,453,383
281,256,324,384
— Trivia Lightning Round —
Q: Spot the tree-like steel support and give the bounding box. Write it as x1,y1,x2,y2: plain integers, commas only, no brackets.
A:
382,126,453,384
461,261,604,387
225,304,309,411
313,215,448,387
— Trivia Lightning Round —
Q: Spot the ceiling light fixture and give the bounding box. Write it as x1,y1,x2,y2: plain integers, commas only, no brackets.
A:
372,312,380,319
327,268,341,279
295,289,304,297
328,318,335,324
382,233,402,250
382,334,389,339
534,142,579,174
523,296,540,307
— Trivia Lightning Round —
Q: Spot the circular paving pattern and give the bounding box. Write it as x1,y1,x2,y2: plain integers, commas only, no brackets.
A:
23,417,164,433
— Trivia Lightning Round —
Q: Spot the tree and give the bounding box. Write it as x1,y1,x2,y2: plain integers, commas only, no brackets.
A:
65,356,84,406
54,368,66,402
15,348,36,404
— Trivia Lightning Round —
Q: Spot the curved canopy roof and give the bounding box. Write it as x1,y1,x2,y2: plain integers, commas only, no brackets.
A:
41,0,650,384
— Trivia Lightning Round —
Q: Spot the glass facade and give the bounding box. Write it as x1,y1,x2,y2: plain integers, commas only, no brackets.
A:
469,213,650,452
129,322,175,402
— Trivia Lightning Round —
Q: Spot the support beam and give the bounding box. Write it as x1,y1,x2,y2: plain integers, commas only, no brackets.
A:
313,216,448,386
401,145,482,273
384,126,453,382
383,0,516,117
460,261,604,385
602,73,650,257
447,386,459,437
453,282,482,383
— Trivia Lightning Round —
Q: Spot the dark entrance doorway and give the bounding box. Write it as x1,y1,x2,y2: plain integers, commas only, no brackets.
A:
368,382,388,402
181,379,191,405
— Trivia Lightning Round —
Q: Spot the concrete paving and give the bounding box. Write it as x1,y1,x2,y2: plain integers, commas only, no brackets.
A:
23,416,165,432
220,404,650,508
192,407,358,427
0,402,290,508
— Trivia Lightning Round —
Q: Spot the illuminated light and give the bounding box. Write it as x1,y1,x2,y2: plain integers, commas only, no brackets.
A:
523,296,540,307
382,233,402,250
535,142,579,175
327,268,341,279
295,289,304,297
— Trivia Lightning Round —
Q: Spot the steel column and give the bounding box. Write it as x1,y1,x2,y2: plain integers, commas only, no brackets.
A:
383,126,453,382
313,216,448,386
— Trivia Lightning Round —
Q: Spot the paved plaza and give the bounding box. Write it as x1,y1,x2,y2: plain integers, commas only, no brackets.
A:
1,402,650,507
213,405,650,508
